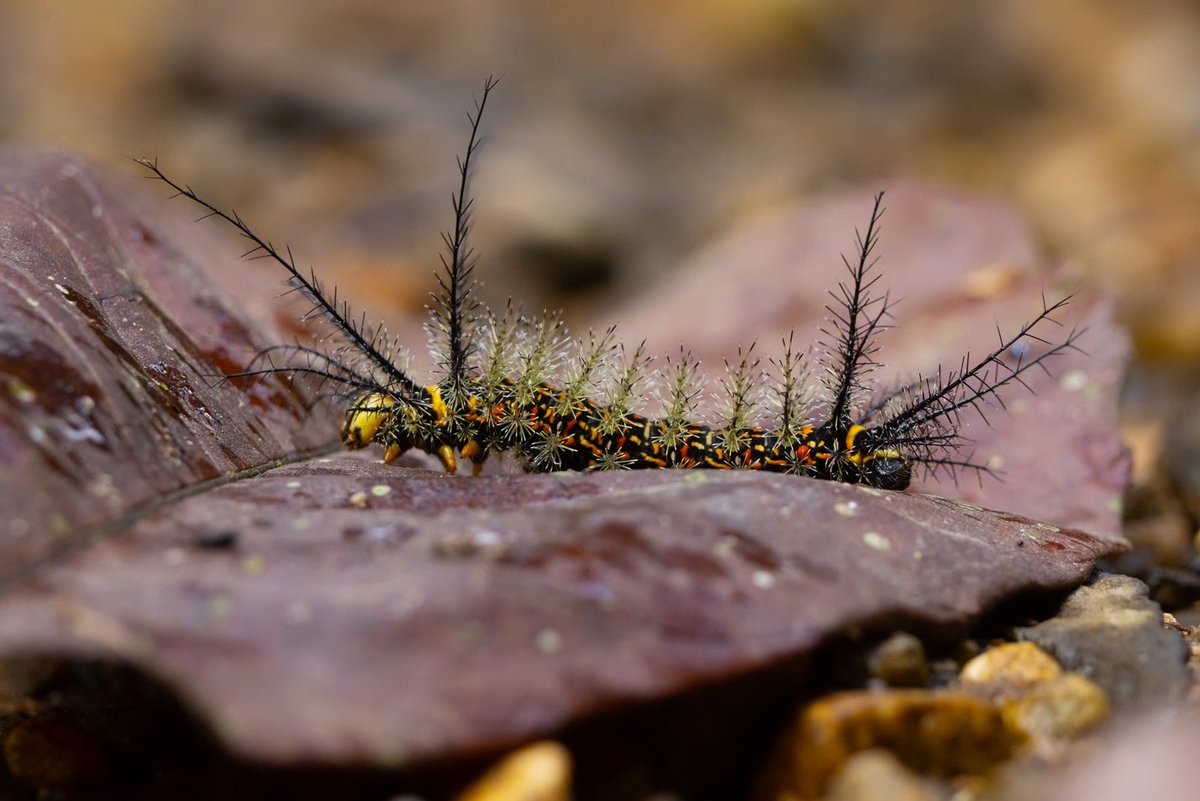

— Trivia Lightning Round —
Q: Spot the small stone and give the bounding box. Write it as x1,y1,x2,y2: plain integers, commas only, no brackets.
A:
768,689,1013,799
868,632,930,688
1017,574,1189,708
960,642,1062,701
454,740,571,801
1002,672,1110,746
824,748,948,801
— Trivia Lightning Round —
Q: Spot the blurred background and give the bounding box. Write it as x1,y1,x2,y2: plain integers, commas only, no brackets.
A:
1,1,1199,573
2,0,1198,343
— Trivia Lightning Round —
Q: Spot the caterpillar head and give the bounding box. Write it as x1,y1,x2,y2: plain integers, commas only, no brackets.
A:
341,392,397,450
340,386,474,474
810,423,912,490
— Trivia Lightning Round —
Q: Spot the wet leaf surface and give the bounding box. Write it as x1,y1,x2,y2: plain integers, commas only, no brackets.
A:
1,457,1117,766
0,153,1128,770
0,148,331,578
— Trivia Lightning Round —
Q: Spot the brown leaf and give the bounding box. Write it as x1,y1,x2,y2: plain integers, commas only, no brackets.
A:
0,154,1127,771
3,458,1116,766
0,149,332,582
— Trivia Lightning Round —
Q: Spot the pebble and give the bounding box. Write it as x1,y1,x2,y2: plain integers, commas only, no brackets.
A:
765,689,1013,799
823,748,947,801
454,740,571,801
1017,574,1189,708
1002,672,1110,747
959,641,1062,701
867,632,930,688
958,641,1110,757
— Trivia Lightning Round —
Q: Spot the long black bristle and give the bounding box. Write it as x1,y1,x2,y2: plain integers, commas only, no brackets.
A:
429,76,499,403
823,191,890,431
864,293,1084,476
135,156,421,401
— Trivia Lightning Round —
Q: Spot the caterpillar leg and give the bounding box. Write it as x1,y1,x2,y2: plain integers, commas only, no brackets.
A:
436,445,458,474
461,439,488,476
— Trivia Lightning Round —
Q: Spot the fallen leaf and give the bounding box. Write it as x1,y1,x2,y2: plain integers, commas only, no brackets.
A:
0,149,331,583
0,153,1128,773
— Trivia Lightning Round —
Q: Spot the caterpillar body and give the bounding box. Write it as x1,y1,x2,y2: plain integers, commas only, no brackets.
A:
138,78,1081,491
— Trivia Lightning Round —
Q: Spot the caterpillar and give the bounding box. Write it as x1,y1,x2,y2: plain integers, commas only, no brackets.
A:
137,77,1081,491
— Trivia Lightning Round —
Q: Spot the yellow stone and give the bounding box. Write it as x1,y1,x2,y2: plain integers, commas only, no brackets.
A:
1002,672,1110,744
767,689,1013,799
824,748,946,801
867,632,929,688
959,642,1061,700
455,741,571,801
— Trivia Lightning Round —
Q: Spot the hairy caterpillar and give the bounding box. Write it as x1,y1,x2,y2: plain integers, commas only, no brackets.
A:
137,78,1081,490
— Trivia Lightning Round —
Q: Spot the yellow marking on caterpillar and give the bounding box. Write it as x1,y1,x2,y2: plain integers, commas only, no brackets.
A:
845,424,865,450
845,424,867,466
844,423,901,466
341,393,395,448
428,385,449,427
464,394,483,422
461,440,487,476
383,443,403,464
